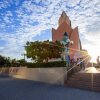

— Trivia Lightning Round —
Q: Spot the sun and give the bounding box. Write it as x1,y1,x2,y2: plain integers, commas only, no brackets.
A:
90,55,97,63
88,50,99,63
82,43,100,63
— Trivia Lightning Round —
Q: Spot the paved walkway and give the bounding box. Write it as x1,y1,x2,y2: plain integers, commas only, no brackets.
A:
0,76,100,100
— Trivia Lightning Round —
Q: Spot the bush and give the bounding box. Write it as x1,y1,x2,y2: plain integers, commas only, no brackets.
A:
26,61,66,68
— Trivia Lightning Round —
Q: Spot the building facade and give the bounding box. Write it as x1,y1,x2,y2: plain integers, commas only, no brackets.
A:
52,11,82,59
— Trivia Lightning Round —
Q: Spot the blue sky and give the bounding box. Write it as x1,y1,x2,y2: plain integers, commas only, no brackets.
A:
0,0,100,60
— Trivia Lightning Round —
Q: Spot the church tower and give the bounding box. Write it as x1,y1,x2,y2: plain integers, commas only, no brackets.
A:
59,11,71,26
52,11,82,59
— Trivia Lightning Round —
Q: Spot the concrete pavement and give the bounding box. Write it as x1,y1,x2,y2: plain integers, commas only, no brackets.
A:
0,76,100,100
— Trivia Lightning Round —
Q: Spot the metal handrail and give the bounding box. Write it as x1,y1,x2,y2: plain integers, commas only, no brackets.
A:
66,55,90,81
67,55,90,73
53,55,90,84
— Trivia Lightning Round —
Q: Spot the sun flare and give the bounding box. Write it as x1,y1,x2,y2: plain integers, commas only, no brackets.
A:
86,46,100,63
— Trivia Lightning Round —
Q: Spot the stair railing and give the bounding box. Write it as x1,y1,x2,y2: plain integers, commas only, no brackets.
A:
53,55,90,84
66,55,90,80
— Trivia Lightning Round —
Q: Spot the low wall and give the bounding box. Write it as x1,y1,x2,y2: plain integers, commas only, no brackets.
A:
4,67,67,85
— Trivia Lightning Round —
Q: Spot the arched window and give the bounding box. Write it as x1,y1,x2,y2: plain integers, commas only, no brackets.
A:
64,32,68,36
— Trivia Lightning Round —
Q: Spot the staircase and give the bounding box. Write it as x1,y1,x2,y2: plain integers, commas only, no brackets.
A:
65,69,100,92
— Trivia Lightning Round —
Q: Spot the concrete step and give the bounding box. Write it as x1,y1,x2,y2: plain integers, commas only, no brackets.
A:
68,78,100,83
71,74,93,78
65,71,100,92
66,85,100,92
67,81,92,86
75,73,100,75
67,82,100,91
67,83,92,91
67,80,100,89
92,87,100,92
69,77,92,81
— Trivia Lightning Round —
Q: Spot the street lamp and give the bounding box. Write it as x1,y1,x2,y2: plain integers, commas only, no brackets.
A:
60,32,74,67
21,51,26,61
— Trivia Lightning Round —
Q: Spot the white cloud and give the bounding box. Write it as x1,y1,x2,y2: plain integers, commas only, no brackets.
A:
0,1,9,9
66,0,81,7
0,0,100,59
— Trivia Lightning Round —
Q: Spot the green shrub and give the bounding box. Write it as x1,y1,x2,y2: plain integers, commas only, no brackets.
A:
26,61,66,68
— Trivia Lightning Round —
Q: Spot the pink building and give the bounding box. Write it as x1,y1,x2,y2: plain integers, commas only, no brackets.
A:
52,11,82,59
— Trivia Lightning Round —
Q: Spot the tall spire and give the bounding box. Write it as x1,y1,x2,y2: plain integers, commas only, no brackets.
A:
61,11,67,18
59,11,71,26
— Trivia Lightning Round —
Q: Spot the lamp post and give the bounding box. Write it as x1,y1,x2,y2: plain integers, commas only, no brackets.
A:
60,32,73,67
21,51,26,61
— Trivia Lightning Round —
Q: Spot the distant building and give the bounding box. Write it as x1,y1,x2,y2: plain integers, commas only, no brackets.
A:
52,11,82,59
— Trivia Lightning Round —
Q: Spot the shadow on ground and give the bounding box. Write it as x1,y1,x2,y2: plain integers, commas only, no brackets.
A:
0,76,100,100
